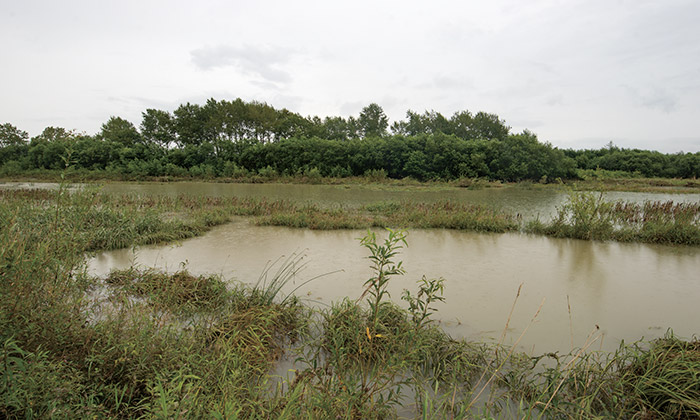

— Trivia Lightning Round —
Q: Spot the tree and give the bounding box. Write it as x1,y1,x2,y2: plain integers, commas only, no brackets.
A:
470,112,510,140
392,110,425,136
100,116,141,147
358,103,389,138
174,103,210,147
322,116,350,140
0,123,29,147
450,110,474,139
28,127,76,169
31,126,74,143
246,101,278,143
450,110,510,140
141,109,177,148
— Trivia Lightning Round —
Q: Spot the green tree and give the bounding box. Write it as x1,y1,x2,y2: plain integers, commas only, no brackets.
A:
32,126,74,143
141,109,177,148
100,116,141,147
174,102,211,147
27,127,76,169
469,111,510,140
450,110,510,140
322,116,350,140
0,123,29,147
358,103,389,138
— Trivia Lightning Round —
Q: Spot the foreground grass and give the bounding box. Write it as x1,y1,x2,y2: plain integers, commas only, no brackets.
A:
2,189,699,418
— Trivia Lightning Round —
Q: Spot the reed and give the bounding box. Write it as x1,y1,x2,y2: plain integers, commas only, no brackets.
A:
527,190,700,245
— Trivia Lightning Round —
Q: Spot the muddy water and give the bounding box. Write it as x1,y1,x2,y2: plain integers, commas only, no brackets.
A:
7,181,697,353
88,219,700,355
4,180,700,220
98,181,700,220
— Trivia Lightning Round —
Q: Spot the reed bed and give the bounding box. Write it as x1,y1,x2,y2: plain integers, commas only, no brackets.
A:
526,191,700,245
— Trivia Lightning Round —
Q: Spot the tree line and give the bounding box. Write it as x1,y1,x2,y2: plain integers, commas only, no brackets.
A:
1,98,698,180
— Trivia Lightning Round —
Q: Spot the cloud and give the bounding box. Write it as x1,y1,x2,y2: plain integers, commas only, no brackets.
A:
623,85,678,113
190,45,293,85
545,94,564,106
641,89,678,113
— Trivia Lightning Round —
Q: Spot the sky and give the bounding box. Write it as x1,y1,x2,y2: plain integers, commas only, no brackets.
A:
2,0,700,153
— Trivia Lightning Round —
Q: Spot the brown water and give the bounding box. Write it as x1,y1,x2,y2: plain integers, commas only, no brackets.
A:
87,218,700,355
4,180,700,220
97,181,700,220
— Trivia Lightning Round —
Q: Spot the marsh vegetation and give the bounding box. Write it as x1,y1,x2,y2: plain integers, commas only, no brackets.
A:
2,185,699,418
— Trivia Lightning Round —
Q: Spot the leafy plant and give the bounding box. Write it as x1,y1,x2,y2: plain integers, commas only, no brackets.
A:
402,276,446,329
358,228,407,326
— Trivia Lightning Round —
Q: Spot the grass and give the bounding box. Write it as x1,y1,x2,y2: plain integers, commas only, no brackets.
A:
526,190,700,245
2,184,699,418
5,167,699,193
570,169,700,193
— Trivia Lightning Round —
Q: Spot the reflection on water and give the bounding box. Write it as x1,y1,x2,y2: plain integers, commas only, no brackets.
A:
87,219,700,355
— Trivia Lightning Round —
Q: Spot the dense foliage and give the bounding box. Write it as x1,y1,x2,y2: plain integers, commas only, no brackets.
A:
1,99,698,181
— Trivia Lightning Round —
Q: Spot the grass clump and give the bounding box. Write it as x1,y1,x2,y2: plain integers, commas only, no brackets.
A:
106,267,229,313
527,190,700,245
0,185,307,418
620,333,700,418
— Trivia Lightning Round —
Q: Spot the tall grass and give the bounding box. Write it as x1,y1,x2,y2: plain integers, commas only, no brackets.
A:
527,190,700,245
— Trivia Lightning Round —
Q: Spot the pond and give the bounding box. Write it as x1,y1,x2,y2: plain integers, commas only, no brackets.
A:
88,217,700,355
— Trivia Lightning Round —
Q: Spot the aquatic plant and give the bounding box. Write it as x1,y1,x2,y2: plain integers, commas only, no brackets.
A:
527,190,700,245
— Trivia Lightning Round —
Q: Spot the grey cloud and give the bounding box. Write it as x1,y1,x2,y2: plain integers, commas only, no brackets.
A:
191,45,293,85
251,80,283,90
621,84,678,113
545,94,564,106
641,90,678,113
271,94,303,112
624,85,678,113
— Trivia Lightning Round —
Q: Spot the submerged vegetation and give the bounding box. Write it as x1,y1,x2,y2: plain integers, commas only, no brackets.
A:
1,185,699,418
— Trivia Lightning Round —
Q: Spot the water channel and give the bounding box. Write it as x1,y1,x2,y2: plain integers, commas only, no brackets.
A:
69,181,700,355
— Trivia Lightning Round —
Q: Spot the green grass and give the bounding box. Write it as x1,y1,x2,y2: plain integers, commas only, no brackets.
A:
526,190,700,245
4,166,700,193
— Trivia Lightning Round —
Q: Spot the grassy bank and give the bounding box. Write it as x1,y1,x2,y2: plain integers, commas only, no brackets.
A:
2,187,699,418
3,167,699,193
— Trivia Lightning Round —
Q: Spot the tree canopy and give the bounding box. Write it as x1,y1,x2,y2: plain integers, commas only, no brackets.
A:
1,98,697,180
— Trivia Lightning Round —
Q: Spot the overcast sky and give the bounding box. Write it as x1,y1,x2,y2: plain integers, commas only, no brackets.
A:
2,0,699,152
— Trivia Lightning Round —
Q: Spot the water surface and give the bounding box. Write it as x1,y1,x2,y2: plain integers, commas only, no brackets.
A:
88,219,700,355
4,181,699,221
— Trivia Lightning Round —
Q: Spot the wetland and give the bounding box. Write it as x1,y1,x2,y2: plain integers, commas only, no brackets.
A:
1,181,699,418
